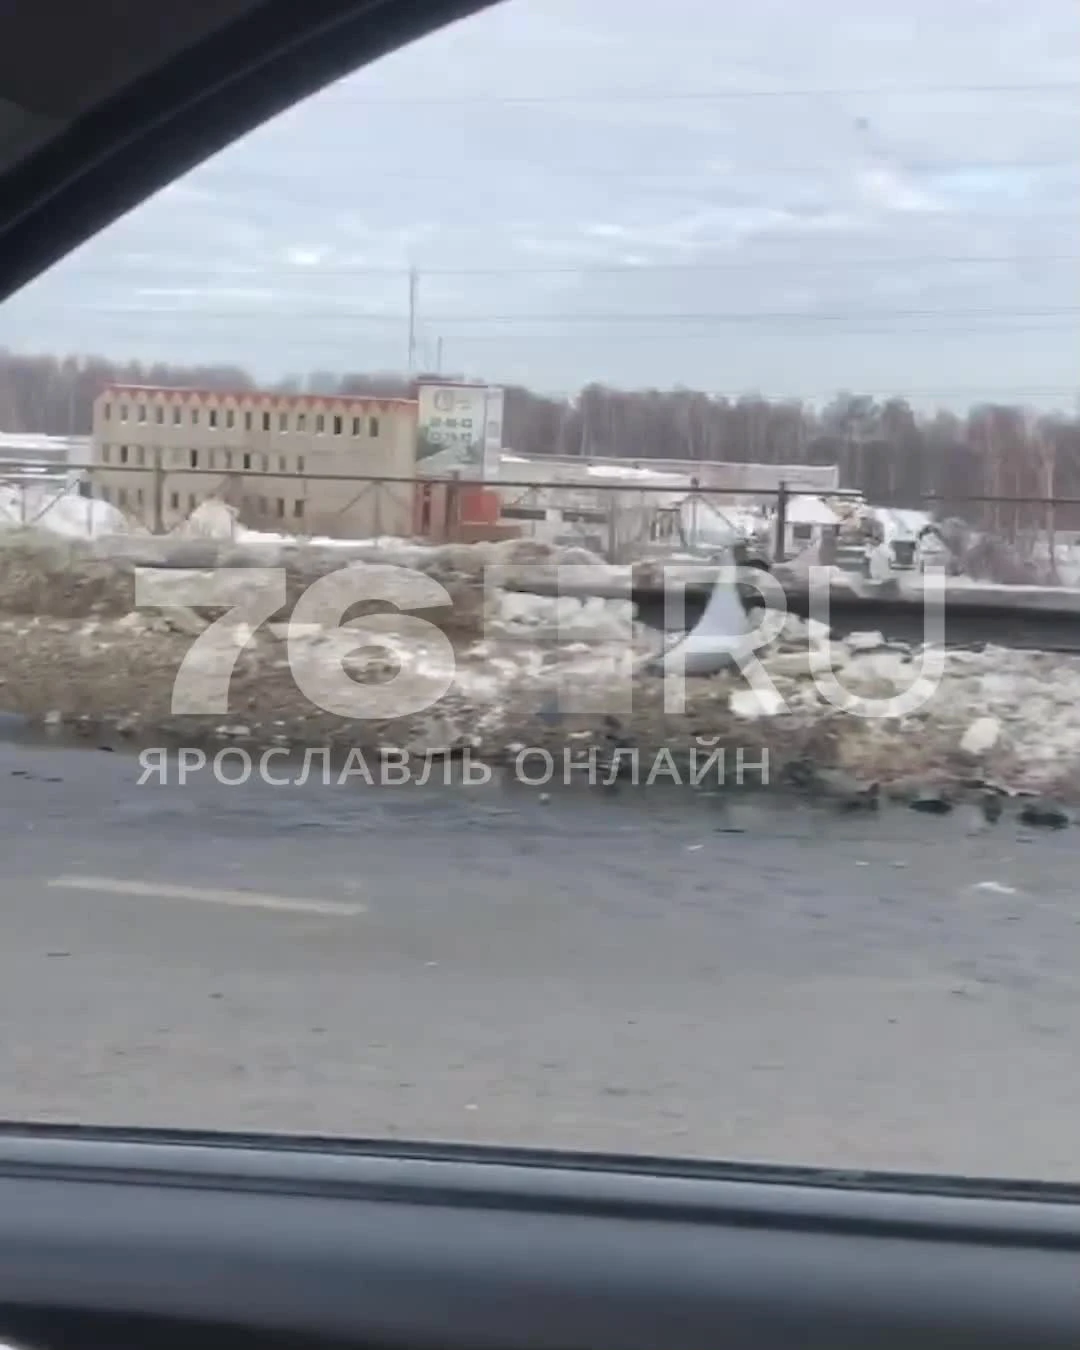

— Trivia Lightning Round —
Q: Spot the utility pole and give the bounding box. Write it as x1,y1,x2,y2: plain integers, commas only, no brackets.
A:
435,336,443,374
407,267,418,374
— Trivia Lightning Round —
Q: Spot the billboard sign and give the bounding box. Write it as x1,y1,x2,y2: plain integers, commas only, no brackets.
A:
417,381,503,479
481,385,504,481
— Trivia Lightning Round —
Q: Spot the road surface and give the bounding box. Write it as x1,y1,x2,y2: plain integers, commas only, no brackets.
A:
2,731,1080,1180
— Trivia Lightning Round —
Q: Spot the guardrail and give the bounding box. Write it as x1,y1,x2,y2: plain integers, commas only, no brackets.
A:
503,568,1080,654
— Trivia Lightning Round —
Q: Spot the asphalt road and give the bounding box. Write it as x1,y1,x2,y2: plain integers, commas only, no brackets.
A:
2,732,1080,1181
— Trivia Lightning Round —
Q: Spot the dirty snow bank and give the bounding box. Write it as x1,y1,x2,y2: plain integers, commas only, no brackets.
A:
167,501,617,577
1,528,1078,797
0,606,1079,801
0,526,613,626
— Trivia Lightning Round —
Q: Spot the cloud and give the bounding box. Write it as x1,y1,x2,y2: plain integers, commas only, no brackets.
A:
1,0,1076,404
856,166,946,214
283,247,325,267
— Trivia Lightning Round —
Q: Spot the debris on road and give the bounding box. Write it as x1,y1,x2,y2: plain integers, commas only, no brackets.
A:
980,792,1005,825
909,789,953,816
961,716,1001,757
1018,800,1070,830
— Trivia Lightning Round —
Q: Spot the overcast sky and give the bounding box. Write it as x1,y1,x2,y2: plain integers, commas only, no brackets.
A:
2,0,1078,407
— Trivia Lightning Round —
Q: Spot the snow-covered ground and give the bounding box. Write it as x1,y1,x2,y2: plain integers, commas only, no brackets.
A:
0,484,129,539
0,487,419,552
169,499,369,548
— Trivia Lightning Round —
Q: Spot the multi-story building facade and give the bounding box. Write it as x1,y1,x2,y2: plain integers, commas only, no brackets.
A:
90,385,419,537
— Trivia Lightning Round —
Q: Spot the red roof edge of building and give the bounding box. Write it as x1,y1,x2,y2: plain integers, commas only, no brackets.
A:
99,384,417,411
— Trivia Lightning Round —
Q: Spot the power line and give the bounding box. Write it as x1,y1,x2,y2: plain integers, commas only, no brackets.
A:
338,80,1080,105
405,306,1080,323
184,155,1080,178
675,386,1080,398
56,251,1080,279
48,304,1080,322
33,320,1077,342
432,324,1080,340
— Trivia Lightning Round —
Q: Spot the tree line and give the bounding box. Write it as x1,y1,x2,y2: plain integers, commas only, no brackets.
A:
2,349,1078,532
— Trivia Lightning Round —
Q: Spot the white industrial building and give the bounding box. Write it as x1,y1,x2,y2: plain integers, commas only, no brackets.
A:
0,432,112,536
418,444,840,557
0,431,92,483
782,493,842,558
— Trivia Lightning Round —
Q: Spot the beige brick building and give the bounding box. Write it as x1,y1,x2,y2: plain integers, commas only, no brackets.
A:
91,385,419,538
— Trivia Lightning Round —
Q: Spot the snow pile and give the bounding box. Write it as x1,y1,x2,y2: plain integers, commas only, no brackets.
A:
170,499,246,540
459,600,1080,793
4,511,1079,793
787,495,841,529
873,507,934,540
919,647,1080,777
6,578,1080,795
489,588,638,643
0,523,620,629
701,627,1080,791
163,503,613,579
0,484,133,539
292,534,616,591
473,624,1080,794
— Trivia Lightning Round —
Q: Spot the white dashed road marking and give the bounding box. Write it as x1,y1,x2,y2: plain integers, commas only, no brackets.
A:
46,876,365,916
